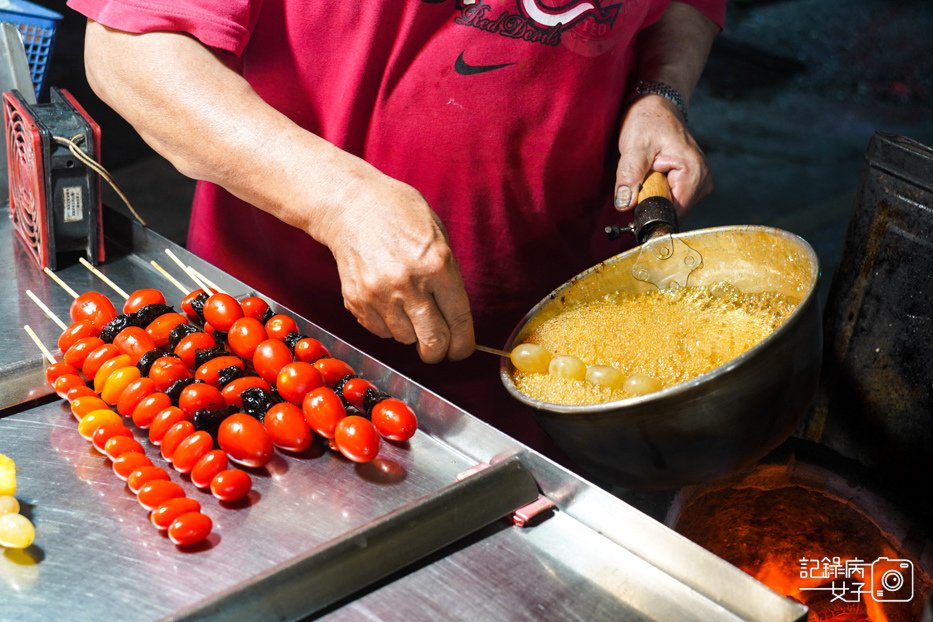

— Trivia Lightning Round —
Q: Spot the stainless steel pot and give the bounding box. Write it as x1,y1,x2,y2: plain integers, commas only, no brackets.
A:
500,225,822,490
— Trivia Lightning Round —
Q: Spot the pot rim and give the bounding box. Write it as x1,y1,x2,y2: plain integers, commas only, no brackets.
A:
499,225,821,415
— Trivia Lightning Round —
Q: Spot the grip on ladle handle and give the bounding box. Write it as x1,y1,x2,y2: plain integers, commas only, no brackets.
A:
632,172,679,245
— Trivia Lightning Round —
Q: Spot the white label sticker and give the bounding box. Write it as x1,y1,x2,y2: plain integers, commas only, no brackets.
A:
63,187,83,223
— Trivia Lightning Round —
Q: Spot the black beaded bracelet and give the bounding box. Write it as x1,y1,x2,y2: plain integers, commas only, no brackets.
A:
630,79,688,123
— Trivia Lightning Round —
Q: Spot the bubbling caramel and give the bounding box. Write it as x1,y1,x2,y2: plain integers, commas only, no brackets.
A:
511,283,799,405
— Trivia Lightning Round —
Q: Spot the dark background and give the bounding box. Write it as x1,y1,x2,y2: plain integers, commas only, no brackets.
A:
17,0,933,299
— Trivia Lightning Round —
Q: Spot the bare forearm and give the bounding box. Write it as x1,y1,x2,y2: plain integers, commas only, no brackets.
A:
635,2,720,103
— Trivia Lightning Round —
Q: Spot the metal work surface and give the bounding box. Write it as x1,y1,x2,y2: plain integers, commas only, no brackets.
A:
0,213,808,621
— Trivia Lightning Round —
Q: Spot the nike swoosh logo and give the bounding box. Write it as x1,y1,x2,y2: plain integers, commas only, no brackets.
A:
454,52,514,76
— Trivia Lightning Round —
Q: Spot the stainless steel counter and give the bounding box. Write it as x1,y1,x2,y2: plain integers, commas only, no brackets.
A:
0,212,808,621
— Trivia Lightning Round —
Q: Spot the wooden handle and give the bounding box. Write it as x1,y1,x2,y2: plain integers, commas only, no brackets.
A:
636,171,671,203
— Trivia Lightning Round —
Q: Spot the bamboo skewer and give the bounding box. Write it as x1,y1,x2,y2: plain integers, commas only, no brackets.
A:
78,257,129,300
188,266,225,295
23,324,57,364
149,260,189,295
42,267,79,299
475,344,510,358
164,249,212,294
25,289,67,330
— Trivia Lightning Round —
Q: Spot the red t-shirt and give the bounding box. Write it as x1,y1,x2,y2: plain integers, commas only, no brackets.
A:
68,0,724,453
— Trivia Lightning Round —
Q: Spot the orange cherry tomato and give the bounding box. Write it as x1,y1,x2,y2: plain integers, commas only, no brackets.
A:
264,402,312,452
104,435,145,461
145,313,189,348
44,361,78,388
240,296,269,321
63,336,104,369
123,288,166,314
252,339,293,384
276,362,323,404
220,376,271,409
70,291,118,329
217,413,274,468
173,332,216,370
70,395,109,421
168,511,212,546
131,392,172,429
340,377,376,411
93,354,132,393
58,320,99,353
334,416,380,463
112,326,157,364
136,479,185,511
226,317,267,359
203,293,243,332
161,420,196,462
181,289,207,321
65,384,96,401
195,355,245,388
127,465,170,494
313,358,356,388
81,343,120,379
371,398,418,442
171,431,213,474
91,420,132,454
190,450,228,489
101,366,142,405
77,408,122,440
53,373,86,399
151,497,201,530
294,337,330,364
264,314,298,341
148,357,191,392
302,387,346,439
112,451,153,481
210,469,252,502
178,383,226,417
116,377,156,417
149,406,187,445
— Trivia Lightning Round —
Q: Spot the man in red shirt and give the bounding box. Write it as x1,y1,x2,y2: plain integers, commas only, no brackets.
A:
68,0,723,449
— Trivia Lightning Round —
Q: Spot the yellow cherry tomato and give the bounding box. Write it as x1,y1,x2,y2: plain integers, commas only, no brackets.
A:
77,408,123,441
100,366,141,405
93,354,132,393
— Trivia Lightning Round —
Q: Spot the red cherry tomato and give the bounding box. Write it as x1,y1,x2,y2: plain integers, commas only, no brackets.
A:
91,420,132,454
370,399,417,441
178,383,225,417
276,362,324,404
151,497,201,531
112,451,153,481
203,293,243,332
44,361,78,387
340,377,376,411
334,416,380,463
81,343,120,379
168,511,212,546
252,339,293,384
173,332,216,370
131,392,172,429
227,317,267,359
294,337,331,364
171,431,213,474
148,357,191,392
145,313,189,348
112,326,157,364
181,289,207,321
127,465,170,494
65,384,96,401
264,314,298,341
313,358,356,388
264,402,312,452
53,373,87,399
240,296,269,321
137,479,185,511
104,435,145,461
302,387,346,439
190,450,228,489
58,320,99,353
148,406,187,445
63,336,105,368
210,469,252,502
123,288,166,314
217,413,274,468
220,376,271,409
70,291,118,329
70,395,109,421
116,377,156,417
160,420,196,462
195,355,245,388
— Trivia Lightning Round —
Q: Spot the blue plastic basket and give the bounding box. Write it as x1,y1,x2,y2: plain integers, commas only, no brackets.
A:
0,0,62,98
